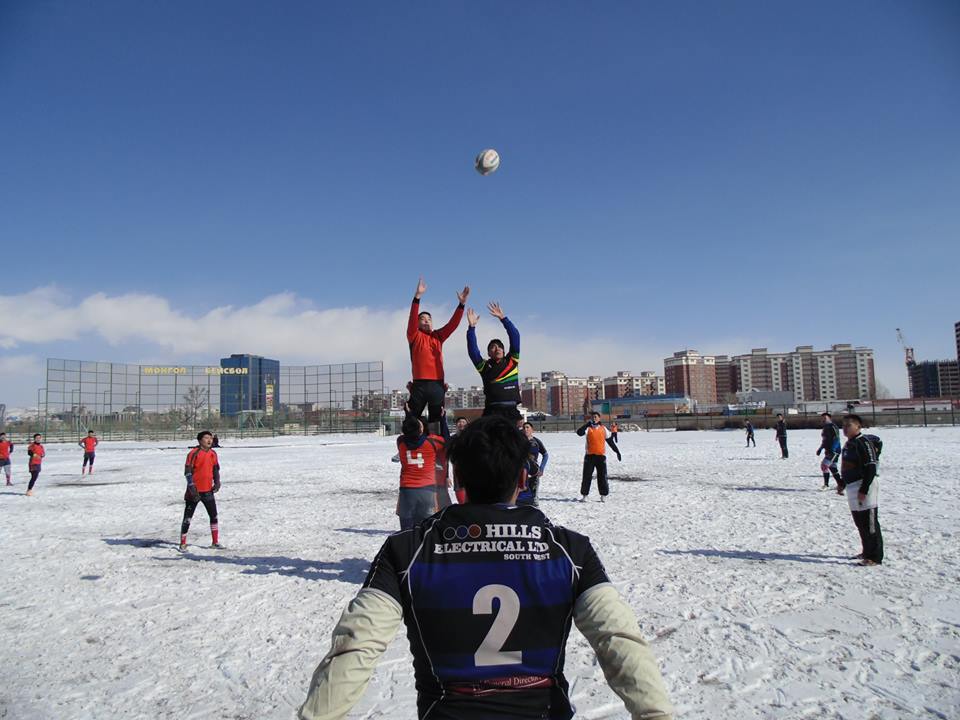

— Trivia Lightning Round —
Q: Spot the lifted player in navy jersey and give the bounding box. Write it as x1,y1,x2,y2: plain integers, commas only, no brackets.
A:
300,416,673,720
466,302,522,422
816,412,842,488
517,421,548,507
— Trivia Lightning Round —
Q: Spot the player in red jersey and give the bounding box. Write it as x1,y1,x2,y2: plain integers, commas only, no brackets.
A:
79,430,99,475
179,431,222,551
397,414,449,529
26,433,45,496
0,432,13,485
406,277,469,423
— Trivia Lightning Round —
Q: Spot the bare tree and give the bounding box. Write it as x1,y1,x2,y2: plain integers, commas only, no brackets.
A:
181,386,209,428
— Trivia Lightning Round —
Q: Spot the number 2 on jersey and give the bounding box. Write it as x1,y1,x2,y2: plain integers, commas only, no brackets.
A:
473,584,522,667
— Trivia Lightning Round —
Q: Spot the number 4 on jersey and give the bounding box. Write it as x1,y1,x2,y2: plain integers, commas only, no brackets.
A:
406,451,425,468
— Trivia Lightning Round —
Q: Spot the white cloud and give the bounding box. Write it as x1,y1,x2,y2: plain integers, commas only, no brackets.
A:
0,287,674,392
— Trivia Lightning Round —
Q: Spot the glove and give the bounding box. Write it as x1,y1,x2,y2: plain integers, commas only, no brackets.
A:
185,484,199,503
816,448,822,456
213,479,221,493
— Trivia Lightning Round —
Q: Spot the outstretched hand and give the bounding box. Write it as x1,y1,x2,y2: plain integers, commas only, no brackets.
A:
415,277,427,299
467,308,480,327
457,286,471,304
487,301,505,320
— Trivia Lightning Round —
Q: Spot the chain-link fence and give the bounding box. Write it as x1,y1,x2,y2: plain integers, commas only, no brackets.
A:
2,358,385,443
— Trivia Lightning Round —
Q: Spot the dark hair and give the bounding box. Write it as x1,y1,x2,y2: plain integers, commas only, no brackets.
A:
197,431,213,443
88,429,95,434
522,421,533,430
591,411,600,417
418,311,432,320
447,415,528,504
0,432,5,437
33,433,41,439
822,412,831,418
843,414,864,426
454,416,467,424
401,417,422,440
487,339,504,352
776,413,783,418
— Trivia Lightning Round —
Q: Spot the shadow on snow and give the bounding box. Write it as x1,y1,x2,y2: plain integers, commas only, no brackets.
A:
103,537,370,582
335,527,395,536
658,548,849,565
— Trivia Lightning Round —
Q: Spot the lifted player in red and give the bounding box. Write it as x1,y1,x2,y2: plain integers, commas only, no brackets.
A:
406,277,469,423
79,430,99,475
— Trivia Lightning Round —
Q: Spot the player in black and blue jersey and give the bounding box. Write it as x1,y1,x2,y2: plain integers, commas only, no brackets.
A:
300,416,673,720
816,412,842,488
517,421,548,507
466,302,522,422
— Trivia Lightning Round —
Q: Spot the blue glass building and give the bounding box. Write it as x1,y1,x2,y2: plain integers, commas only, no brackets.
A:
219,354,281,416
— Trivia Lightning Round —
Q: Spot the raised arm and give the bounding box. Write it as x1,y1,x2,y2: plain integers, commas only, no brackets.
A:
435,287,469,342
574,584,674,720
466,309,484,368
576,423,590,437
488,302,520,358
299,589,403,720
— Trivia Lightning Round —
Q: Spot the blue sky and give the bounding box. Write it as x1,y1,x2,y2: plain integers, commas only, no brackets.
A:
1,1,959,405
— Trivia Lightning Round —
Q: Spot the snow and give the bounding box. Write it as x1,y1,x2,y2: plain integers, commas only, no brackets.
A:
1,427,958,719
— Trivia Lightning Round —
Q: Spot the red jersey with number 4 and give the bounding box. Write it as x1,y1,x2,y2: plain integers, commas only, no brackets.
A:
398,435,445,489
185,447,219,492
0,441,12,461
82,437,98,452
28,442,45,466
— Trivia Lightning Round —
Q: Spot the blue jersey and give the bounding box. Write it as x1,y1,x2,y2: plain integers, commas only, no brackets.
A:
363,503,609,719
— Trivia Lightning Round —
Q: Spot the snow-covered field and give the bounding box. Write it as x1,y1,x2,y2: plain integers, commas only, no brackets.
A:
1,427,958,719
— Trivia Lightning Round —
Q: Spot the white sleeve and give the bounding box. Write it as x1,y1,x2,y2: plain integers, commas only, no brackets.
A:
299,588,404,720
574,584,674,720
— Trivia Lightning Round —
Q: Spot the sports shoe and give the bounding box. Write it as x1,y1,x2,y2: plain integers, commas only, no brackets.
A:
178,543,188,552
857,559,880,566
211,543,224,549
25,489,34,496
579,495,587,502
850,553,864,560
600,496,606,503
5,480,11,486
391,453,400,463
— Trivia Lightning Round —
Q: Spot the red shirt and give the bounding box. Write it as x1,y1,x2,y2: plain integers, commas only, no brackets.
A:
81,437,99,452
398,434,445,489
185,447,220,492
0,441,12,461
28,442,45,466
407,299,464,382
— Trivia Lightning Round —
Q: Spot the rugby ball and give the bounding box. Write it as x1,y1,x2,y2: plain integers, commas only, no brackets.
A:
475,148,500,176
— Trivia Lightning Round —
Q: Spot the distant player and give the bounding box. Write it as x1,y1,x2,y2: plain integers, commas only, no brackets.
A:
745,420,756,447
450,416,469,503
79,430,99,475
466,302,521,422
397,414,449,529
517,421,548,507
774,414,788,458
816,412,842,488
179,430,222,551
299,416,674,720
407,277,469,423
26,433,45,496
0,432,13,485
576,411,621,502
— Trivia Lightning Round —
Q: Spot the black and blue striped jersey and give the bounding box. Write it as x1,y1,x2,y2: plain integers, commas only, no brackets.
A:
363,503,609,719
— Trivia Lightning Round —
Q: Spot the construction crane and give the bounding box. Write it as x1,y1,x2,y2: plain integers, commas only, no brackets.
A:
895,328,916,368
